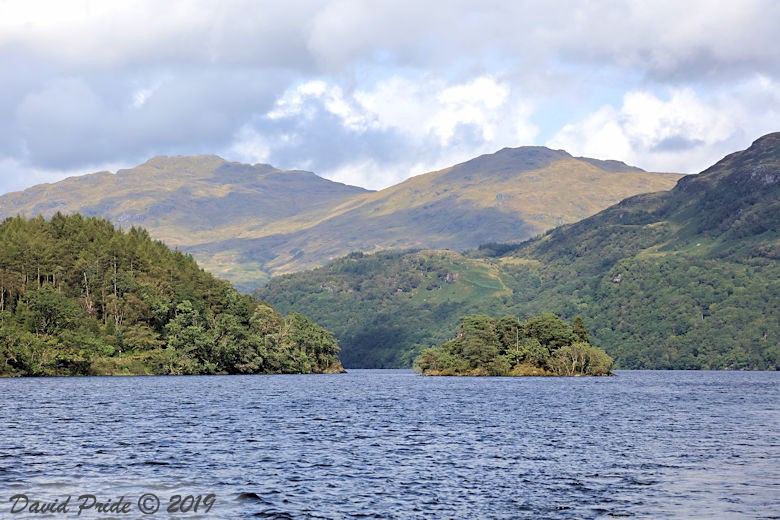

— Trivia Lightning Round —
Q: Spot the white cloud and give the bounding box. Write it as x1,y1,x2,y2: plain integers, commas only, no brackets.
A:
548,78,780,173
227,126,272,166
354,74,536,146
431,77,510,144
267,80,369,131
227,74,538,189
0,1,779,193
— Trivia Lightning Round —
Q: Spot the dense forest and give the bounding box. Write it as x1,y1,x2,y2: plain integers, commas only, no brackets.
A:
259,133,780,371
258,249,505,368
0,214,343,376
258,246,778,370
416,314,613,376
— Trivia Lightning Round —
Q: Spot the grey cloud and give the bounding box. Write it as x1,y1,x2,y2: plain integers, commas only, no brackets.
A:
8,66,291,169
0,50,55,155
1,0,779,192
651,135,706,153
6,2,780,81
304,1,780,84
16,77,109,166
250,103,416,174
552,1,780,83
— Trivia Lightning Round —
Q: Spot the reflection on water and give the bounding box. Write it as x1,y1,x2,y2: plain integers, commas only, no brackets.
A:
1,370,778,518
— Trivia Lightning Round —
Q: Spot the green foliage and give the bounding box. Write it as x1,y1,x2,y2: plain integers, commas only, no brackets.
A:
549,342,614,376
0,214,343,376
415,314,613,376
256,250,507,367
259,134,780,371
572,316,589,343
22,285,82,336
523,313,575,351
516,338,549,367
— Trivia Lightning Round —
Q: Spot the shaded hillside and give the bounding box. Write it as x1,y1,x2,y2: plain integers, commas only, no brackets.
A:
259,134,779,370
500,132,780,368
0,214,343,376
0,151,680,290
258,249,513,367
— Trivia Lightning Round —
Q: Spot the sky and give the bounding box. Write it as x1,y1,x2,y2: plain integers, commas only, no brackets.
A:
0,0,778,194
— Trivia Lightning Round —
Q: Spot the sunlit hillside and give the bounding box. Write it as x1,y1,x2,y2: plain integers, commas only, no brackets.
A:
0,149,681,290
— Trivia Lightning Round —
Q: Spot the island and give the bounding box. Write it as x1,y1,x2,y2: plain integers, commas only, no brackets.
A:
415,314,613,376
0,214,344,376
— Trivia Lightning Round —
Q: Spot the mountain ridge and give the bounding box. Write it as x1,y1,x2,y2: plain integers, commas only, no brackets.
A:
0,148,682,290
189,148,681,283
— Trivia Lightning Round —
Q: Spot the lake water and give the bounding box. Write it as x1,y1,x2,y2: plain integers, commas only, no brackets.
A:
1,370,778,519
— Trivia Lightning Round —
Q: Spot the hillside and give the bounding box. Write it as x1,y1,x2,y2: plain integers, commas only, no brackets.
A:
192,148,682,281
257,249,512,367
0,156,369,290
0,214,343,376
0,151,681,290
258,133,779,370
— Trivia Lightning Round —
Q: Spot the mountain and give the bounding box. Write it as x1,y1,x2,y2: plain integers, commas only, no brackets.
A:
0,151,681,290
0,155,369,289
190,148,681,283
0,213,343,376
258,133,779,370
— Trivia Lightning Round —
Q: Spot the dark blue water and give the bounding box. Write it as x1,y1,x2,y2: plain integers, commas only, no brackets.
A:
1,370,778,519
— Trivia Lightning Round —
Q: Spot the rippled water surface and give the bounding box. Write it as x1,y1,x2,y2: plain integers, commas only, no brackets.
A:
1,370,778,518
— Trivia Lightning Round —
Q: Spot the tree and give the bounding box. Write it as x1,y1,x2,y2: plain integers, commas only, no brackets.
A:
23,285,81,336
164,300,215,373
416,313,612,376
279,313,341,373
551,342,613,376
523,313,575,351
457,315,503,371
0,214,343,376
496,315,524,354
573,316,590,343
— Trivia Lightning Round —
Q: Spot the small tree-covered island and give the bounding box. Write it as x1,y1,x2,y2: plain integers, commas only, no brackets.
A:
415,314,613,376
0,214,344,376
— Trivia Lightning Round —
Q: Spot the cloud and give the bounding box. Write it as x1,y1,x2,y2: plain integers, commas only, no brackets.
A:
547,77,780,173
16,77,107,166
0,0,319,70
6,67,289,170
544,0,780,82
229,74,537,189
0,1,779,194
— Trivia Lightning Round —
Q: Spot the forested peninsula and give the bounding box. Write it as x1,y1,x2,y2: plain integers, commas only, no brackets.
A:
416,314,613,376
0,214,343,376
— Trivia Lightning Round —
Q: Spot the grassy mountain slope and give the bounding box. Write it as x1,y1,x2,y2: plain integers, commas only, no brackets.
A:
0,151,680,290
0,156,369,288
195,148,681,280
258,133,779,370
